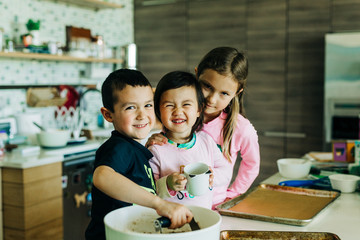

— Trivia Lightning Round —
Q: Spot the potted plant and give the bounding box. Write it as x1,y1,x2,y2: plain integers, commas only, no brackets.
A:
26,19,41,45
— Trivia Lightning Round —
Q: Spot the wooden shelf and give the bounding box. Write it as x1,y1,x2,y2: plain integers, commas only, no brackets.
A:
0,51,123,64
47,0,124,10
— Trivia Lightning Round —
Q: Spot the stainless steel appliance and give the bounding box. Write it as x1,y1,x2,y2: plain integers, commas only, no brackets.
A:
62,148,96,240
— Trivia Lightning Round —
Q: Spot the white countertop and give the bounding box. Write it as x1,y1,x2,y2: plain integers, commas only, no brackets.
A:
0,140,102,169
220,173,360,240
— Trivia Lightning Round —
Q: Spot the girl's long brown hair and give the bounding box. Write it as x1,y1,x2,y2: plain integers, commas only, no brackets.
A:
196,47,248,162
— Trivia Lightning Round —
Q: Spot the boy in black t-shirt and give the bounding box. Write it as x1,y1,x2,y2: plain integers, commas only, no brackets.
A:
85,69,193,240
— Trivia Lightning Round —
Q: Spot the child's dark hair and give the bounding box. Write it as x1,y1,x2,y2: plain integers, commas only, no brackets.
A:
154,71,205,136
101,69,152,112
196,47,248,162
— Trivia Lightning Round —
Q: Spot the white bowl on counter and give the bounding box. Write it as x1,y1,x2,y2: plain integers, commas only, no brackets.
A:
329,174,360,193
104,205,221,240
36,129,71,148
277,158,312,179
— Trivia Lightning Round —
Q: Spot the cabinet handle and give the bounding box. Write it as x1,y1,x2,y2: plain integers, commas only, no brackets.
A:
263,131,306,138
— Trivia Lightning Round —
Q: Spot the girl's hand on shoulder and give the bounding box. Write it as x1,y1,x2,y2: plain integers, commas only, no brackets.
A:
208,166,214,188
155,200,193,229
167,172,187,191
145,133,168,148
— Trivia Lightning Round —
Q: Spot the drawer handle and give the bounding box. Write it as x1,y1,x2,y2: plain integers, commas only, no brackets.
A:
264,131,306,138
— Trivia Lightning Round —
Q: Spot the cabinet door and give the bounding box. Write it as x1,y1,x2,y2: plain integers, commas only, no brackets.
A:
245,0,287,182
332,0,360,31
187,0,246,70
134,0,187,86
286,0,330,156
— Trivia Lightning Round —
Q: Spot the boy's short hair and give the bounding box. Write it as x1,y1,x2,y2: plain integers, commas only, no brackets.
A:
101,69,152,112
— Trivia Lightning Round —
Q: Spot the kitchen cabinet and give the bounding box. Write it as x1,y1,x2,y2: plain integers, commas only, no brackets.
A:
332,0,360,31
245,0,287,182
134,0,187,86
2,162,63,240
187,0,246,70
286,1,330,155
134,0,247,85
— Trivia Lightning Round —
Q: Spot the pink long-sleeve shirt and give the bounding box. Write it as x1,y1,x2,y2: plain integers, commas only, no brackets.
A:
148,131,230,209
202,111,260,206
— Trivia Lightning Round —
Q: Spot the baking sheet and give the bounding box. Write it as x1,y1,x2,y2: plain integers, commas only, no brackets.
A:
220,230,341,240
216,184,340,226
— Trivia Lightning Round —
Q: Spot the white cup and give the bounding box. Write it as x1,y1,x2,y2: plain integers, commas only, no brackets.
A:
183,162,211,196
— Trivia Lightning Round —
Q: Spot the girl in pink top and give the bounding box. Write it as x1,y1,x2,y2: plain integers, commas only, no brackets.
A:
196,47,260,207
148,71,228,209
147,47,260,208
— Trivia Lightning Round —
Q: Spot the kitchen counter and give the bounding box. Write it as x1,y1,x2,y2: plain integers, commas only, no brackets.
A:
220,173,360,240
0,140,102,169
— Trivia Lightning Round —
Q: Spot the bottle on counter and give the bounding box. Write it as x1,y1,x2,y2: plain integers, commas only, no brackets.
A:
5,35,14,52
93,35,105,59
12,15,21,45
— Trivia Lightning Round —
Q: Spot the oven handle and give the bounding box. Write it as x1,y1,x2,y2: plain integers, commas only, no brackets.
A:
63,155,95,167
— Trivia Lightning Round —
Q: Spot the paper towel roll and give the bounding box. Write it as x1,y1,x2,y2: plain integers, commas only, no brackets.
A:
15,113,42,145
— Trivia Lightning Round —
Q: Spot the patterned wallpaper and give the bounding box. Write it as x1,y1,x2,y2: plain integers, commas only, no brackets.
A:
0,0,133,121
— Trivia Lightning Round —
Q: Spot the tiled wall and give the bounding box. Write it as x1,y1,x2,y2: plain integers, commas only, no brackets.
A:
0,0,133,121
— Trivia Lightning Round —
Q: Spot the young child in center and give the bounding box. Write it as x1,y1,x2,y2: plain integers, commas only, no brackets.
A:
85,69,193,240
147,47,260,208
148,71,229,209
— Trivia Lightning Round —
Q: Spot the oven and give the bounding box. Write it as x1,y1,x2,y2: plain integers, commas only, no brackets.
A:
324,98,360,150
62,149,96,240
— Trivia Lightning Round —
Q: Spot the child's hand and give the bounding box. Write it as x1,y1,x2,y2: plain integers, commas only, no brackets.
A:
166,172,187,191
155,200,193,229
209,166,214,188
145,133,168,148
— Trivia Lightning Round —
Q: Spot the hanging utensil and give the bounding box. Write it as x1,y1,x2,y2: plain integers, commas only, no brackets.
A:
72,107,84,139
55,106,68,130
67,106,76,133
33,121,46,131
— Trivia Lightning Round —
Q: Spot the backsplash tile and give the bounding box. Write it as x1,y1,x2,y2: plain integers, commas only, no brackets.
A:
0,89,27,118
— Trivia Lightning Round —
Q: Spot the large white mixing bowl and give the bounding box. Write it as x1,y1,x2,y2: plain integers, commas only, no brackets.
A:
104,205,221,240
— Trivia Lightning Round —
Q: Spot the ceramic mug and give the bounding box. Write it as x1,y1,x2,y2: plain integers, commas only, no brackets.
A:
182,162,212,196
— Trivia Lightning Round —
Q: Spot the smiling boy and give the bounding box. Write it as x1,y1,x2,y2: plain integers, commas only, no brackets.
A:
85,69,193,240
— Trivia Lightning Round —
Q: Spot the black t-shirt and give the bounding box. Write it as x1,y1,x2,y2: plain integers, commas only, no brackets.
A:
85,131,156,240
